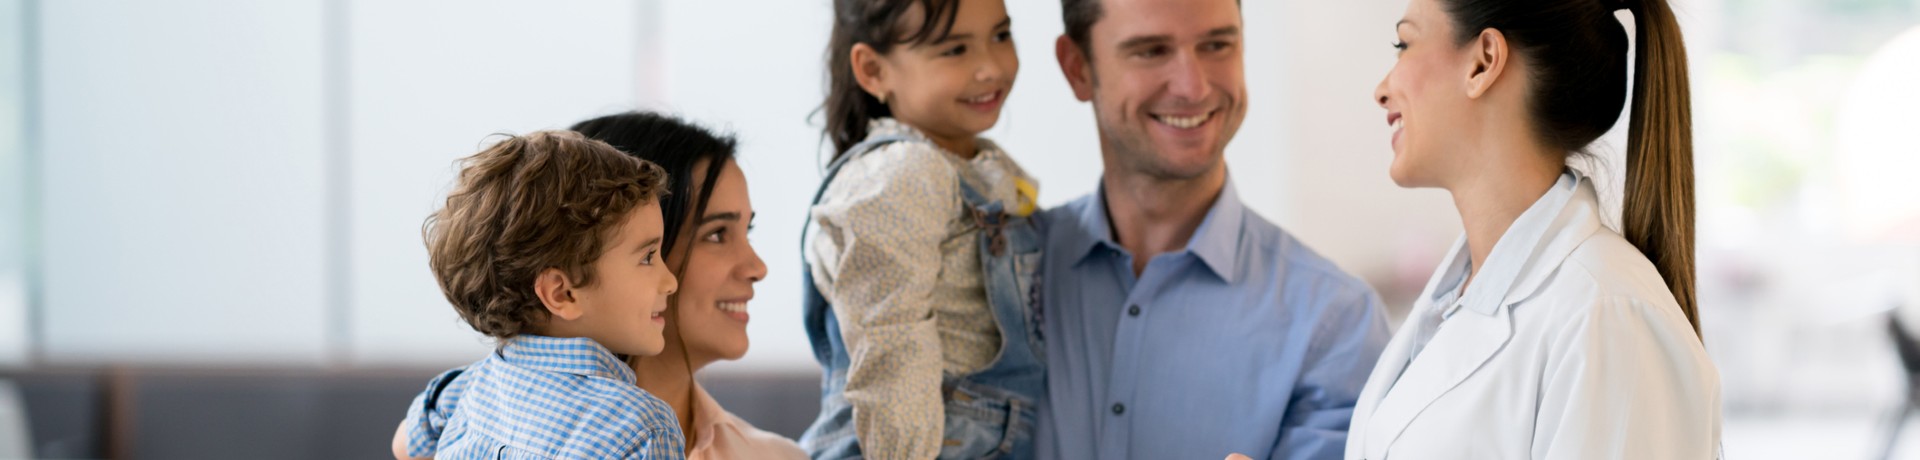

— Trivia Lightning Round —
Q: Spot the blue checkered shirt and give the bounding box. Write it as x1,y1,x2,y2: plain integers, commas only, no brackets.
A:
401,335,686,459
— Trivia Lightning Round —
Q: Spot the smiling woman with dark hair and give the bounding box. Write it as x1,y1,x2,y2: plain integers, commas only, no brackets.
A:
1344,0,1722,457
572,112,805,460
394,112,804,460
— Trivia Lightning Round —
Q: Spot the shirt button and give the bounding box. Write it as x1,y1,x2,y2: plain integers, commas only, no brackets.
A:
1128,305,1141,317
1111,403,1126,415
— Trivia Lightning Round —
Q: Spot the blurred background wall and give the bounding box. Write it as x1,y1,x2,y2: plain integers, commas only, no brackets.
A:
1,0,1918,458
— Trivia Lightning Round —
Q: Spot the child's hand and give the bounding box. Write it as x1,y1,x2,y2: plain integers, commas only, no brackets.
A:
392,421,432,460
1225,454,1253,460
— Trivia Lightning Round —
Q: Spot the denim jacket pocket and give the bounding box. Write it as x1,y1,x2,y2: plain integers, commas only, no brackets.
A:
937,379,1033,460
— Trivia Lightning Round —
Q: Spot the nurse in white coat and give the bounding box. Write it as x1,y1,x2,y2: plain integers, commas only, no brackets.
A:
1351,0,1722,457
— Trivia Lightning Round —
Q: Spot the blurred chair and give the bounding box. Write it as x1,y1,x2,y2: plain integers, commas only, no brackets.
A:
1880,313,1920,460
1840,24,1920,460
0,379,30,459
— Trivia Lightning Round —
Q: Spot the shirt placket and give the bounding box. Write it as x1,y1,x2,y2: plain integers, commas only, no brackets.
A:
1100,250,1180,460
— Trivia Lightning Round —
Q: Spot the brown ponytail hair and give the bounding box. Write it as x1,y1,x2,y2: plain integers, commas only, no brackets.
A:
1440,0,1698,335
1620,0,1697,336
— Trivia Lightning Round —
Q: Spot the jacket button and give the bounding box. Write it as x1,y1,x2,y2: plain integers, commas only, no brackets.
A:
1111,403,1126,415
1128,305,1141,317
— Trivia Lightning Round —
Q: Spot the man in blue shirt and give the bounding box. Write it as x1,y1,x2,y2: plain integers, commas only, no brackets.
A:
1037,0,1392,458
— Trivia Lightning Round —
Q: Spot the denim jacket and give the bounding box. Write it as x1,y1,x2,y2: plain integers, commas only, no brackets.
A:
799,127,1047,460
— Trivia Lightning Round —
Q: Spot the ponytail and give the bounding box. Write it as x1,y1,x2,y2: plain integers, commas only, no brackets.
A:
1620,0,1699,336
1438,0,1700,336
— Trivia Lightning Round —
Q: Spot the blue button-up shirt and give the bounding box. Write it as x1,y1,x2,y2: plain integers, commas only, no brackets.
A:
1035,180,1392,460
402,334,686,459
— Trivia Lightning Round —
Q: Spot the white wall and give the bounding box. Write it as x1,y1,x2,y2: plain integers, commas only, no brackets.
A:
1266,0,1462,311
0,0,28,367
23,0,651,367
344,0,644,365
37,0,332,364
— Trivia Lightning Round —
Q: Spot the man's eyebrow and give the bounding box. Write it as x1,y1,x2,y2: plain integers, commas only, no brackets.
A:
1117,34,1172,50
1118,26,1239,49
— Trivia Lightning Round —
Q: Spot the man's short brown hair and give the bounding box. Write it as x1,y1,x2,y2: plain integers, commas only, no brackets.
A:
1061,0,1105,58
424,130,669,338
1060,0,1240,60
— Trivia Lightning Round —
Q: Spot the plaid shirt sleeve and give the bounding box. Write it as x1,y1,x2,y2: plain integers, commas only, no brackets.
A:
625,399,687,460
622,431,677,460
401,367,468,458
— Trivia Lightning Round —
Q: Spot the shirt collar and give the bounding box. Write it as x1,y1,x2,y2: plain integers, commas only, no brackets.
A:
867,117,930,144
1438,170,1591,316
867,117,1000,156
1063,177,1246,282
688,384,728,453
495,334,636,384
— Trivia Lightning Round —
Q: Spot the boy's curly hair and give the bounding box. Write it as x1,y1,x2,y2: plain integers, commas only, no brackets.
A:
424,130,669,338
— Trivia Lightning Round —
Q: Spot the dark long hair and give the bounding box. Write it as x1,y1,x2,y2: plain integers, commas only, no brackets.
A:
1441,0,1698,335
823,0,961,156
572,112,738,264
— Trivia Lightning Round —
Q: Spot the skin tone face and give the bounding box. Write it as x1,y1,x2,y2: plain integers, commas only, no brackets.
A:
1372,0,1486,189
1059,0,1246,181
1052,0,1244,276
1373,0,1566,285
851,0,1018,157
535,201,679,357
626,159,766,447
659,159,766,368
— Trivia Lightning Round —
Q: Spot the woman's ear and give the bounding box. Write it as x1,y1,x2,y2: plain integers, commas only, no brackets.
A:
850,43,892,104
535,268,584,321
1464,28,1510,100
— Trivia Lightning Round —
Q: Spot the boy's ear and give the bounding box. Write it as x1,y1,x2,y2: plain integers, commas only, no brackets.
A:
1056,35,1095,102
534,268,584,321
850,43,892,104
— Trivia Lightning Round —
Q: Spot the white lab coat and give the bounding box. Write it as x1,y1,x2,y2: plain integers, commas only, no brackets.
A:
1345,173,1722,460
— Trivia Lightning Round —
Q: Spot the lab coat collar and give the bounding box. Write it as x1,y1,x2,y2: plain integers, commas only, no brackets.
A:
1356,170,1609,459
1454,170,1600,317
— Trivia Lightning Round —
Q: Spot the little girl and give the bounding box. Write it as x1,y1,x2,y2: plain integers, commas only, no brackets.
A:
799,0,1044,459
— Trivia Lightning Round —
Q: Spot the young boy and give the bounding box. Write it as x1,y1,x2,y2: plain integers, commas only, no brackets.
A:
393,130,684,459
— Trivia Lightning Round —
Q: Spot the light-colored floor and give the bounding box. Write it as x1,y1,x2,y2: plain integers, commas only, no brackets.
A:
1728,412,1920,459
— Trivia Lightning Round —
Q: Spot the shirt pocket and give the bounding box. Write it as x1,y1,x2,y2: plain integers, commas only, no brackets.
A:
495,445,555,460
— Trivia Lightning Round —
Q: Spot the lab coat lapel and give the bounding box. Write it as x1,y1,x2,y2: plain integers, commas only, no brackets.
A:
1352,236,1469,438
1361,172,1602,459
1359,291,1514,459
